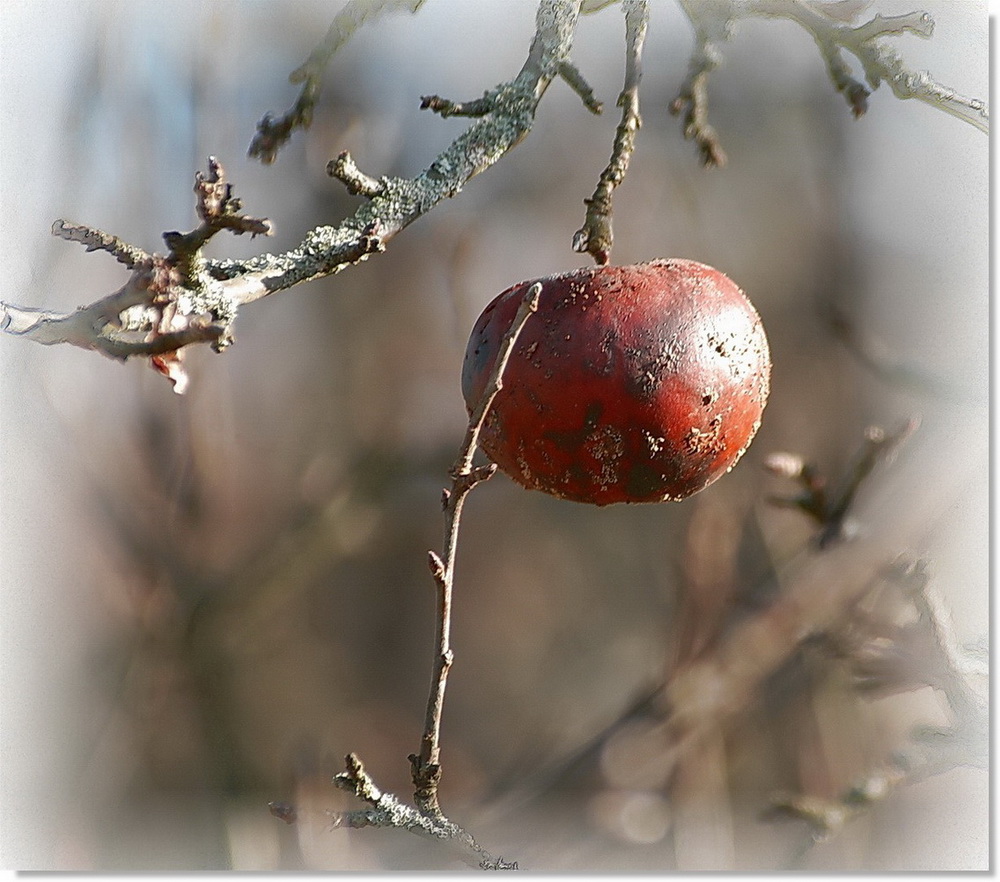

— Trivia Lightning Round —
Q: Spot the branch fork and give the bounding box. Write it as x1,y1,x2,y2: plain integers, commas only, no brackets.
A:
671,0,987,168
2,157,272,393
765,417,920,547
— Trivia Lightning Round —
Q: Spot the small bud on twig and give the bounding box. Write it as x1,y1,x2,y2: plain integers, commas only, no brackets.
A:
427,550,446,582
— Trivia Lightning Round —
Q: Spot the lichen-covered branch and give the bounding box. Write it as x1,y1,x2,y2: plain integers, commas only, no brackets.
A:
2,158,273,392
213,0,582,295
573,0,648,265
2,1,582,390
672,0,988,165
3,1,986,382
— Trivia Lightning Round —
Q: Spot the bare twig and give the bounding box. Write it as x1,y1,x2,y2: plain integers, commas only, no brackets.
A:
557,59,604,114
765,418,919,547
249,0,428,164
420,93,496,119
326,150,388,198
410,282,541,818
672,0,987,165
670,0,730,167
572,0,648,265
266,283,538,867
745,0,989,132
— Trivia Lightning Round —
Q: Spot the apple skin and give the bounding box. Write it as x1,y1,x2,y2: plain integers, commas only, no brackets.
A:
461,259,770,505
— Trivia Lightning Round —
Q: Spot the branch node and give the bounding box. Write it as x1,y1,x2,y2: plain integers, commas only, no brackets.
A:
427,550,446,582
193,157,273,239
268,801,298,824
419,92,494,118
469,463,498,485
358,220,387,255
766,417,919,546
327,150,388,198
558,59,604,113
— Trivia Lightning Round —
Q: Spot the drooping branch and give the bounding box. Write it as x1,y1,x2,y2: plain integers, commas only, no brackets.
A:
4,1,986,380
746,0,989,131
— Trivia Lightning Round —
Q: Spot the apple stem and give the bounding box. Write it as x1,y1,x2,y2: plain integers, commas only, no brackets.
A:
573,0,648,265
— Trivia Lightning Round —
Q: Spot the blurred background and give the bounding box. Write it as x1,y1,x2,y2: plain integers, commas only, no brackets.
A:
0,0,987,870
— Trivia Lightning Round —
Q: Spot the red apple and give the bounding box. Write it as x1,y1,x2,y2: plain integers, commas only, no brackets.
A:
462,259,770,505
